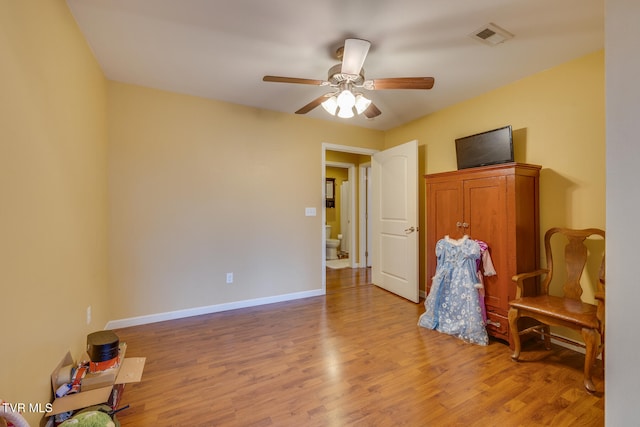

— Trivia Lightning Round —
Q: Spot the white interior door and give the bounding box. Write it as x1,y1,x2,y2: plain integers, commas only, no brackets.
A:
371,140,419,302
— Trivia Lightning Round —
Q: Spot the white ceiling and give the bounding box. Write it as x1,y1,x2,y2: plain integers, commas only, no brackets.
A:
66,0,604,131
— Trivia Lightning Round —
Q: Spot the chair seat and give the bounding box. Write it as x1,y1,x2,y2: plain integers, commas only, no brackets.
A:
509,295,599,329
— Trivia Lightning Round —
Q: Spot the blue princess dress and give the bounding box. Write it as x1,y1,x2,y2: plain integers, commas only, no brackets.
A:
418,235,488,346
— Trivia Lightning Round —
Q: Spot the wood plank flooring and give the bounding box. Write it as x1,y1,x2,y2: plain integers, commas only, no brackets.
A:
114,267,604,426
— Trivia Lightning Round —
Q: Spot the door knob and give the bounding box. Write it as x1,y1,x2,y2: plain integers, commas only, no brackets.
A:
404,226,416,234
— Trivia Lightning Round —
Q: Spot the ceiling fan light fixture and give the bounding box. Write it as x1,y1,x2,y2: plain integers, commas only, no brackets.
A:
336,89,356,111
321,96,338,115
354,93,372,114
336,106,355,119
321,90,371,118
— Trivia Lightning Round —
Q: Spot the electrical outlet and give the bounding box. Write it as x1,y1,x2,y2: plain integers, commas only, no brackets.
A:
226,272,233,284
86,305,92,325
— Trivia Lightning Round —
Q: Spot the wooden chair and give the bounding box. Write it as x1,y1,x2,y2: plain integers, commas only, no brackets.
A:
508,227,605,393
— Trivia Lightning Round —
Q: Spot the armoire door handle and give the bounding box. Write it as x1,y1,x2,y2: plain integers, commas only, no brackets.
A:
486,319,501,328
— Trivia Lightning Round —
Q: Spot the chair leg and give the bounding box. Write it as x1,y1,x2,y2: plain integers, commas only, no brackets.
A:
508,308,521,361
542,325,551,350
582,327,600,393
600,330,605,367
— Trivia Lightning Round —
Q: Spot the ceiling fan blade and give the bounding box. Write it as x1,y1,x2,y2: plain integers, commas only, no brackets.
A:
363,103,381,118
369,77,435,90
341,38,371,75
295,94,330,114
263,75,325,86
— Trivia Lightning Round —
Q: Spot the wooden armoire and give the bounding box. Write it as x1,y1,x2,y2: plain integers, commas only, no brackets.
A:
424,163,541,346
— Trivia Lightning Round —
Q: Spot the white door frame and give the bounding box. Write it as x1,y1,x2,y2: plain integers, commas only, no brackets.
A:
322,143,378,293
359,162,372,268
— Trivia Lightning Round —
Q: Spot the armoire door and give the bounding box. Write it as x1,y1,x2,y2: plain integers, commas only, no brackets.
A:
425,179,463,291
463,175,508,310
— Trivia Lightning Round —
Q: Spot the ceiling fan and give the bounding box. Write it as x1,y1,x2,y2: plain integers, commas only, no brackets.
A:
263,38,435,119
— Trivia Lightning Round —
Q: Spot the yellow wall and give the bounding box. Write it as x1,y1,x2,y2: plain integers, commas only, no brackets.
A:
386,51,605,297
0,1,109,425
107,82,384,320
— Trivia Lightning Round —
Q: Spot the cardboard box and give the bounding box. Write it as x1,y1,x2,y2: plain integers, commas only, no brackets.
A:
48,344,145,416
79,343,126,393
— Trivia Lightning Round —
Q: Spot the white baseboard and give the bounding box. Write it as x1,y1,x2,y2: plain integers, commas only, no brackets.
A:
550,337,585,354
550,336,604,359
105,289,324,330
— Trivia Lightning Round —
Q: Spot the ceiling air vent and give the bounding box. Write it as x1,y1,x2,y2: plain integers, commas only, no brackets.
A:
470,23,514,46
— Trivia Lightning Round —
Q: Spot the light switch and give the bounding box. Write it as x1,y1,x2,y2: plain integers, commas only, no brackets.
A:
305,207,316,217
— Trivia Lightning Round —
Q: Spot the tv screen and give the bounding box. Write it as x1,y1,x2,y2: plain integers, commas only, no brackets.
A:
455,125,513,170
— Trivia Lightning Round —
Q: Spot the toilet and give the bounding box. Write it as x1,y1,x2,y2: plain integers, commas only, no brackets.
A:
325,225,341,260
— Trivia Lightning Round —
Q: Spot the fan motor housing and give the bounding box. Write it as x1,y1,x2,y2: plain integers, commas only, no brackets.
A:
327,64,365,85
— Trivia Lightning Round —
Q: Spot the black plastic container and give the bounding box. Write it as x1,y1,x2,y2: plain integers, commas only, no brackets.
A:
87,330,120,362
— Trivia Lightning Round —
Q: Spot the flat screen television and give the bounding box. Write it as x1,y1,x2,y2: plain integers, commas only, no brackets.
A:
455,125,513,170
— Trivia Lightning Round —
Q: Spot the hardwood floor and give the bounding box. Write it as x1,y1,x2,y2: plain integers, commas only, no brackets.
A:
114,267,604,426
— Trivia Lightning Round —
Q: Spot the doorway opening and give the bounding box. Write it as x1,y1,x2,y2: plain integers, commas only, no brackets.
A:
325,161,354,268
322,143,378,293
